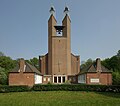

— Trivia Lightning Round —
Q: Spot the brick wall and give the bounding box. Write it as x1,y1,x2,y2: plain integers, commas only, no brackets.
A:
86,72,112,85
9,72,35,86
71,54,80,75
52,37,67,75
39,54,48,75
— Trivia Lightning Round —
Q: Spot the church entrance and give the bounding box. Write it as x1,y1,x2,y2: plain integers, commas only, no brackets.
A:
53,75,66,83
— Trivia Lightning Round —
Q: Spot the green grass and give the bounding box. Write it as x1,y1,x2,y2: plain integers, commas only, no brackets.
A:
0,91,120,106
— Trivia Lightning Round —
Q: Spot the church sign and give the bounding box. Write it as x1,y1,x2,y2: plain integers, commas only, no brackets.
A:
90,78,99,83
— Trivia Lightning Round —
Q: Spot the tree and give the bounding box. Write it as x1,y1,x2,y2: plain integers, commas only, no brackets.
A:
26,57,39,70
101,50,120,85
109,56,120,71
0,52,4,56
0,67,7,85
117,50,120,57
112,71,120,85
101,58,111,70
85,58,93,66
81,58,93,70
102,54,120,72
0,54,16,85
0,56,16,71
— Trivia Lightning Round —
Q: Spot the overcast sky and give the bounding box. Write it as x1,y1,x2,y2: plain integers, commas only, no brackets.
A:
0,0,120,62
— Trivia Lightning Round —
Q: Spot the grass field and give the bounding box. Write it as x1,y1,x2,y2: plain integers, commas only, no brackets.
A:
0,91,120,106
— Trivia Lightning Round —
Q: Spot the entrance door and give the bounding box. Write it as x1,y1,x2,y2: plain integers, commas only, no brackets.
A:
53,75,66,83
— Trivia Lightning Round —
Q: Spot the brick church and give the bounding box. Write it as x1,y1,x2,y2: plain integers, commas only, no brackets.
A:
9,6,112,86
39,6,80,84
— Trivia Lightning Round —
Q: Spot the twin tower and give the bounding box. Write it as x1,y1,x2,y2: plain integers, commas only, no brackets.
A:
39,6,80,83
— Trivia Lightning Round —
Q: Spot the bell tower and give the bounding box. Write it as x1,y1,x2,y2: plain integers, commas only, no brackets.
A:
40,6,80,84
48,6,72,76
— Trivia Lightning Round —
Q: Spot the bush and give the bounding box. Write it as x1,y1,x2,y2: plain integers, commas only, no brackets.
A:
0,85,30,93
32,84,120,93
0,84,120,93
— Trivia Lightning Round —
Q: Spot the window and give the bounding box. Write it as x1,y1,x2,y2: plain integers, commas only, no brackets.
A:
73,77,76,82
48,78,50,82
58,77,61,83
44,78,46,81
62,76,65,83
54,77,57,83
69,78,72,81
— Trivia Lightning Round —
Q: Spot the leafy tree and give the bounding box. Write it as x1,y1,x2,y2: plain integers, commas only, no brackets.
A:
85,58,93,66
101,58,111,70
81,58,93,70
112,71,120,85
0,52,4,56
109,56,120,71
26,57,39,70
0,53,16,85
102,51,120,72
101,50,120,85
0,56,16,71
0,67,7,85
25,60,31,64
117,50,120,57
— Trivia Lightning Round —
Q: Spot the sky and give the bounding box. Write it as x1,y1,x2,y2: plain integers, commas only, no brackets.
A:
0,0,120,62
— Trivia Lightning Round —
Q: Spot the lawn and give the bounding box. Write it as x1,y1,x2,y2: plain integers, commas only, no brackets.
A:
0,91,120,106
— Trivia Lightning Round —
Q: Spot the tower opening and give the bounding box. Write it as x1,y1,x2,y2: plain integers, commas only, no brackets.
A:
54,25,65,36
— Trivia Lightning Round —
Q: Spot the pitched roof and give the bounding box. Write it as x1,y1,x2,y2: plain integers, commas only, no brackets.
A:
80,58,111,74
10,59,42,75
25,62,42,75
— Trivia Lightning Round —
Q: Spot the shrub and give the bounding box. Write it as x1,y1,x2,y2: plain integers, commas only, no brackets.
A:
0,85,30,93
0,84,120,93
32,84,120,93
64,80,71,84
47,81,52,85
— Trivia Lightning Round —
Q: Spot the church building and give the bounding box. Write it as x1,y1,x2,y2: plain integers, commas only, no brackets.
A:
39,6,80,84
9,6,112,86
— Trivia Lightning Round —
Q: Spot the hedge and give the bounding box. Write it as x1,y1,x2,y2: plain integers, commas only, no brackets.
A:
0,85,30,93
32,84,120,93
0,84,120,93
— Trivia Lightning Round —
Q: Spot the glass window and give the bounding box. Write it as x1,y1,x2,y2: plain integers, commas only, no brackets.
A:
48,78,50,82
44,78,46,81
58,77,61,83
54,77,57,83
73,77,76,82
62,76,65,83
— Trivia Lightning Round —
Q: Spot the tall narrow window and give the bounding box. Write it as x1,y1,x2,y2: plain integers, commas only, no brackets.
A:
58,77,61,83
54,77,57,83
62,76,65,83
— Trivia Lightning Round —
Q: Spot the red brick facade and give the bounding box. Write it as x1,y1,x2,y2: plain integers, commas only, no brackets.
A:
78,58,112,85
9,72,35,86
86,72,112,85
39,8,80,84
